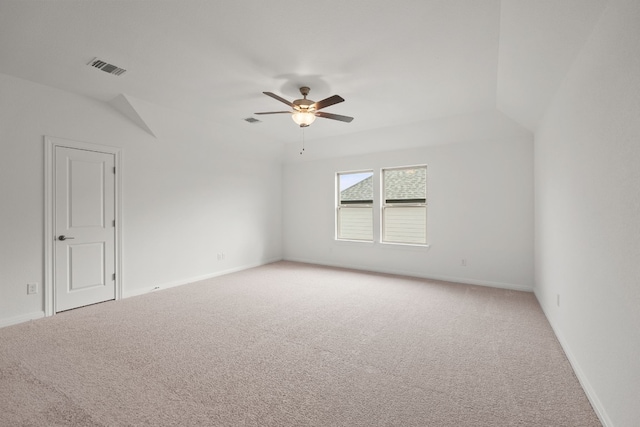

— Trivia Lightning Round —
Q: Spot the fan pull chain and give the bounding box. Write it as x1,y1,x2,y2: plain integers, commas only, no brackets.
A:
300,127,306,155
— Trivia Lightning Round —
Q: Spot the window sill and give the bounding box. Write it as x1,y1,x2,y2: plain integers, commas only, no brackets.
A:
334,238,374,245
334,239,430,251
380,241,431,251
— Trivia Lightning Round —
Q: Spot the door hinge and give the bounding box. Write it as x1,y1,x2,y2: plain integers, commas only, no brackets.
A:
113,166,116,174
112,273,116,281
113,219,116,227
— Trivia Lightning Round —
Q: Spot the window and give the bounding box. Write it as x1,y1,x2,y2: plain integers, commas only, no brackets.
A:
382,166,427,244
337,171,373,241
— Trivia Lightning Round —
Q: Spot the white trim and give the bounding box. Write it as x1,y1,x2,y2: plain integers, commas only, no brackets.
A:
379,241,431,251
0,311,45,329
534,290,613,427
44,140,53,316
283,257,533,292
44,136,123,317
336,170,375,241
123,257,283,298
381,164,428,245
333,239,431,251
334,239,375,245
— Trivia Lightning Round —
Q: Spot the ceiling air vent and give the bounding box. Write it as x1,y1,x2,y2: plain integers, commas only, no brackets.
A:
87,57,127,76
244,117,261,123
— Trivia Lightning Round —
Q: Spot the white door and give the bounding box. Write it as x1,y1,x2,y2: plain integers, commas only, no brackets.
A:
55,146,116,312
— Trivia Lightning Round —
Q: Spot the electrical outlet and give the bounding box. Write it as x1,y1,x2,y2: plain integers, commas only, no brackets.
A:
461,258,467,267
27,283,38,295
217,253,225,261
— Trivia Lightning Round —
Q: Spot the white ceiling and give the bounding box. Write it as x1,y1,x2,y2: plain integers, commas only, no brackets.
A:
0,0,608,146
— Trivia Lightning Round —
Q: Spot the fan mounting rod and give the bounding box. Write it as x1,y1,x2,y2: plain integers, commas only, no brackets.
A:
294,87,314,110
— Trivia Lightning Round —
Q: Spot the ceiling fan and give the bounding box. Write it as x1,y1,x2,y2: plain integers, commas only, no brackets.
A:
255,86,354,127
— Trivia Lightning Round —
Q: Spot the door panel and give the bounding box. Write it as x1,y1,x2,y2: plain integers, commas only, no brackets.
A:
55,146,115,312
68,243,105,291
69,159,106,227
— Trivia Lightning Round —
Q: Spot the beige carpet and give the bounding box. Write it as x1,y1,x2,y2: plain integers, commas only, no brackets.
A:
0,261,600,426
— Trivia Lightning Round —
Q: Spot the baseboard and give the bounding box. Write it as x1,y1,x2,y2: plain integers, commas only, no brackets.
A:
123,257,283,298
534,290,613,427
284,257,533,292
0,259,283,328
0,311,45,329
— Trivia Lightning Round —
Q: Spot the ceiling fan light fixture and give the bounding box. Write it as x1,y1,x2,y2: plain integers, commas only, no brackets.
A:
292,111,316,127
256,86,353,127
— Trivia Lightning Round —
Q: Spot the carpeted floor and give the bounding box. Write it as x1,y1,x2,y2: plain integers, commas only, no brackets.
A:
0,261,600,426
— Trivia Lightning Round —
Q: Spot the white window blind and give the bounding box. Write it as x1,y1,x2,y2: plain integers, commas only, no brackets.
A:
338,206,373,241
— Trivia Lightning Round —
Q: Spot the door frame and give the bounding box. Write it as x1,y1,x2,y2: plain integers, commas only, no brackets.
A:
44,136,122,316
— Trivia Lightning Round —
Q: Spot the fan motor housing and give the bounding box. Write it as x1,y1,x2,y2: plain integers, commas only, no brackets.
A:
293,98,314,110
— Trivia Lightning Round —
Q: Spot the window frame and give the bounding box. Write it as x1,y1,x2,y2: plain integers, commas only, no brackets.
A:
381,165,428,246
336,170,374,242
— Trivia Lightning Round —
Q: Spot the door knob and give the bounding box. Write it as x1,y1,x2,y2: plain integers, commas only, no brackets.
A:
58,235,75,241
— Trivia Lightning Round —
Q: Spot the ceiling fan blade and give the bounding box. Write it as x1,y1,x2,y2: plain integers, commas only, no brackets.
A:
313,95,344,111
315,111,354,123
263,92,295,108
254,111,292,115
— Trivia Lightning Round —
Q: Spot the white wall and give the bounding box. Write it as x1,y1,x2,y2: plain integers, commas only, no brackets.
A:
534,0,640,425
0,73,283,326
283,113,534,290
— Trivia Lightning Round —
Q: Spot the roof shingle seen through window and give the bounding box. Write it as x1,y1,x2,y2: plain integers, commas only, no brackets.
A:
340,176,373,202
384,168,426,201
340,167,427,202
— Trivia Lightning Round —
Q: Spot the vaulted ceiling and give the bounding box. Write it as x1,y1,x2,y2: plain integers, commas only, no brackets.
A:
0,0,608,147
